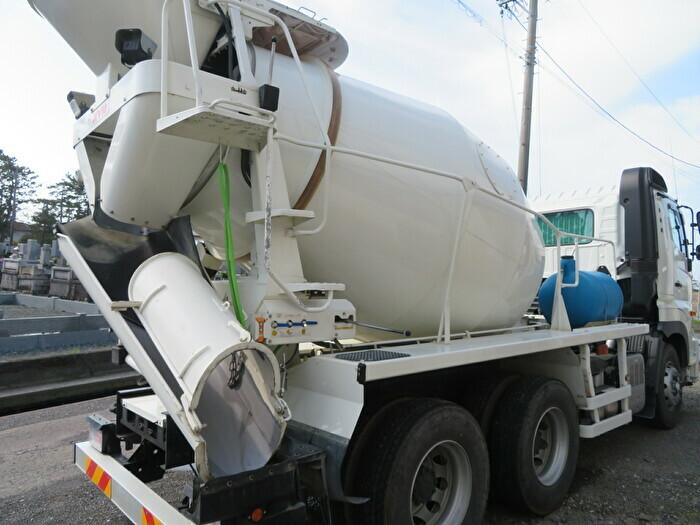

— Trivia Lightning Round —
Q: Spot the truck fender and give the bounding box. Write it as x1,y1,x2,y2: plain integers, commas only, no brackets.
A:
656,321,689,370
498,348,587,410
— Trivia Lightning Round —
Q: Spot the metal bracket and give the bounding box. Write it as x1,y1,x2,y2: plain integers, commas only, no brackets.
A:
110,301,142,311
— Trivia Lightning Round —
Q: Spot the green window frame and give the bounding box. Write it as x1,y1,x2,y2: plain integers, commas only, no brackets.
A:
537,209,594,247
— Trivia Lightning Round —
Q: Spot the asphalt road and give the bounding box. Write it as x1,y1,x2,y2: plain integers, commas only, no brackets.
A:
0,385,698,525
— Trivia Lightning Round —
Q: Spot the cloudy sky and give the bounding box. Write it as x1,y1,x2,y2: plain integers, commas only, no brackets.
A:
1,0,699,228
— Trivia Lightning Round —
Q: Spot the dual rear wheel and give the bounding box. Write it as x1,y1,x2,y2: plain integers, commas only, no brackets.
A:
351,399,489,525
350,377,579,524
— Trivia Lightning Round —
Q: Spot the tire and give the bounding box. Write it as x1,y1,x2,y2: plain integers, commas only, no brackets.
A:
489,376,579,516
352,398,489,525
652,344,682,429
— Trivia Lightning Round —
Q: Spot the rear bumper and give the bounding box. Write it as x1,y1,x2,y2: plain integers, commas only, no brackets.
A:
74,441,193,525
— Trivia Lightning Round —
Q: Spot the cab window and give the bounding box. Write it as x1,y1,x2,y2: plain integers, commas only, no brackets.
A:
537,209,594,247
667,207,686,255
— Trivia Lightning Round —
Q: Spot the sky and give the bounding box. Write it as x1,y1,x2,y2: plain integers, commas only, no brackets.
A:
1,0,699,234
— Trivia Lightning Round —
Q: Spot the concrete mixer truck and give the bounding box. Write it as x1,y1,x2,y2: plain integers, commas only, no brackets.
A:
26,0,694,523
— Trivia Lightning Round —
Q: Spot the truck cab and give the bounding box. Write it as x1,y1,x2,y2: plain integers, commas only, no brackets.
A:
532,167,699,427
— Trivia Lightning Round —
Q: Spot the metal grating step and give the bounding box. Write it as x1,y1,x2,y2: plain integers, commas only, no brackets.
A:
335,350,409,362
156,105,272,151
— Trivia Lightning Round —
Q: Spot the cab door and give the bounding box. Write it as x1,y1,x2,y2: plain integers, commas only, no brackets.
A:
657,197,693,329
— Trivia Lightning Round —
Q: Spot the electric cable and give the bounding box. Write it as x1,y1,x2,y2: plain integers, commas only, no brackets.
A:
575,0,700,147
509,13,700,172
453,0,700,187
453,0,525,57
284,346,299,367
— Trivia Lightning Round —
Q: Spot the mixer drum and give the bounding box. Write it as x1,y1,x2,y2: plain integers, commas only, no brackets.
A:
236,53,546,336
99,47,547,338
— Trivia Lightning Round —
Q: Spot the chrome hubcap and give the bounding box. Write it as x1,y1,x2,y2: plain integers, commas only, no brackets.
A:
410,440,472,525
532,407,569,486
662,361,682,409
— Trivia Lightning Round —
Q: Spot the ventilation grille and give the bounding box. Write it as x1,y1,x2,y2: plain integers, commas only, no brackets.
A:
335,350,410,362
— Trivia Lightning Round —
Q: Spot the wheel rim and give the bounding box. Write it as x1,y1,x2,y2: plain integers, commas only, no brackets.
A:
409,440,472,525
662,360,682,409
532,407,569,486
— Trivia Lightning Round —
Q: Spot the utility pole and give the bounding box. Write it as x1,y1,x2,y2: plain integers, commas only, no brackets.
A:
500,0,538,196
518,0,538,196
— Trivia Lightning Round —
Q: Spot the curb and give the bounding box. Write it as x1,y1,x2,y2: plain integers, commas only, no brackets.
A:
0,370,141,415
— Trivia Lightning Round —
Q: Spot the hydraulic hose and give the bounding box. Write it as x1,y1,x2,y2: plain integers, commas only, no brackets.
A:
218,162,246,326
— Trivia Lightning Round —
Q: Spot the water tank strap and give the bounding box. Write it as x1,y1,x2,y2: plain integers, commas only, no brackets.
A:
293,69,342,210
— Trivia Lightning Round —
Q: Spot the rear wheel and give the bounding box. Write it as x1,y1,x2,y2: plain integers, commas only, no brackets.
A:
489,376,579,515
652,344,682,429
352,399,489,525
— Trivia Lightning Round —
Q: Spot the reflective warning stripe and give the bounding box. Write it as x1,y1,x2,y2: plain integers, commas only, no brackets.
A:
141,507,165,525
85,457,112,498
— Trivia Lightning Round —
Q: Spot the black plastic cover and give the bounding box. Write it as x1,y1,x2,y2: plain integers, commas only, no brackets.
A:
259,84,280,112
115,29,157,67
619,167,666,319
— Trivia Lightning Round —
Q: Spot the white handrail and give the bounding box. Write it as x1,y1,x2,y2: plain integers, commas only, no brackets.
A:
160,0,173,119
269,134,617,336
436,193,468,344
182,0,203,106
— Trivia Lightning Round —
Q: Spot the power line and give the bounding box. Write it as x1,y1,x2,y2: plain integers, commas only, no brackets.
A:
533,55,700,187
453,0,524,57
452,0,700,185
509,13,700,172
575,0,700,148
537,62,700,186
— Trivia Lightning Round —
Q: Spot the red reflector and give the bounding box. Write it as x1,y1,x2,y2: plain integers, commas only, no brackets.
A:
250,508,264,522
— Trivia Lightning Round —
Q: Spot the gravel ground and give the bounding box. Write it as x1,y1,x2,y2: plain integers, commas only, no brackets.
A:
482,381,700,525
0,384,698,525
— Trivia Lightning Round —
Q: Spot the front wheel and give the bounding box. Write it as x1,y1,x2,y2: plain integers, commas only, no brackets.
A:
489,376,579,515
352,399,489,525
652,344,682,429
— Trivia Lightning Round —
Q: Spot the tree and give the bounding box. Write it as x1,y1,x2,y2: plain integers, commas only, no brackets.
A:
0,150,39,244
24,200,59,245
48,171,90,222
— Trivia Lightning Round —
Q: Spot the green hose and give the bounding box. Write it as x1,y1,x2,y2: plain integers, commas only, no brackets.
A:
218,162,246,326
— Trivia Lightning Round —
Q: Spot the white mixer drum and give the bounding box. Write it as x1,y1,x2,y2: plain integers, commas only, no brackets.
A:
185,49,545,337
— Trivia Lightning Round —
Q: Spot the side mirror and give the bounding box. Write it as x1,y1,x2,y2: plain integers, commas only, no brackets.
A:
696,211,700,229
696,245,700,260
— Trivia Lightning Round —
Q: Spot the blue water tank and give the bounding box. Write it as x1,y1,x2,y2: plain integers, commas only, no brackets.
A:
539,257,623,329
